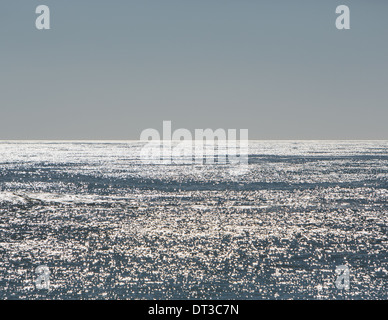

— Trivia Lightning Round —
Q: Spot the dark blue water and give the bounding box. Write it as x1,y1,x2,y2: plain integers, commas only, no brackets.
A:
0,141,387,299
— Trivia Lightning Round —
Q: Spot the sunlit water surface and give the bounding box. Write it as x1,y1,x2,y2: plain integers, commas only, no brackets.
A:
0,141,387,299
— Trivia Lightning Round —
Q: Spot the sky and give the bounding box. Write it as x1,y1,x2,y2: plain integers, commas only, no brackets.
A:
0,0,387,140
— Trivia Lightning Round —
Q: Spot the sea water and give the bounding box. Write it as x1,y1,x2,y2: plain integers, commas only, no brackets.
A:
0,141,386,299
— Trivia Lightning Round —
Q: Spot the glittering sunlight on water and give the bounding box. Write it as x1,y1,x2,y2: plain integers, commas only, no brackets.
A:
0,141,387,299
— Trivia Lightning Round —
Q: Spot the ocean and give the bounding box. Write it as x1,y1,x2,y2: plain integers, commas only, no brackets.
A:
0,141,387,299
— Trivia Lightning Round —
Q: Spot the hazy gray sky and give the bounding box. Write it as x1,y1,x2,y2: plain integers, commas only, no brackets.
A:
1,1,387,139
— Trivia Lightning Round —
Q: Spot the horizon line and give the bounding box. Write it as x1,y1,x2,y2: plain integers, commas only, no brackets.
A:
1,139,388,143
